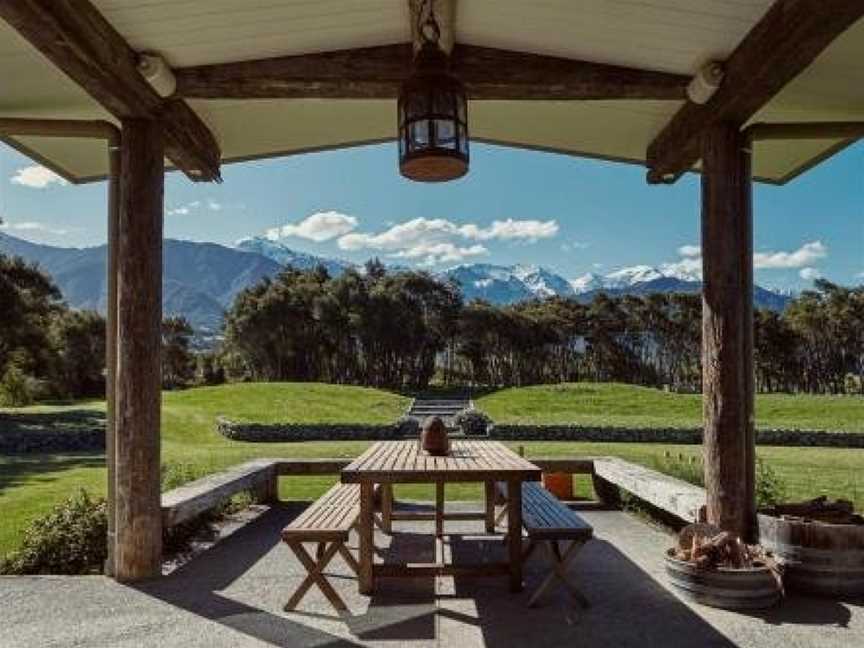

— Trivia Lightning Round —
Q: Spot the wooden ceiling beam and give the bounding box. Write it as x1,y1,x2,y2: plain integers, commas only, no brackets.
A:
0,0,221,182
173,43,689,101
646,0,864,184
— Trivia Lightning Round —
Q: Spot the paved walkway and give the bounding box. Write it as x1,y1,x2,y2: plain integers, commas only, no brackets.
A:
2,502,862,647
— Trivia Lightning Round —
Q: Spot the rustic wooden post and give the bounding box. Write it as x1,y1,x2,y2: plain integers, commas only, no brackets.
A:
700,122,756,542
114,119,164,580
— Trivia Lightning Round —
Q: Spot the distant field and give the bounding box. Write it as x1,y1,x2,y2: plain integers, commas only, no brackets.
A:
477,383,864,431
2,381,863,559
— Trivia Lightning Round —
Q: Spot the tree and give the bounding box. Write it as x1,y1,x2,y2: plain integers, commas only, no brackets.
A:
52,310,106,397
161,316,195,389
0,253,63,381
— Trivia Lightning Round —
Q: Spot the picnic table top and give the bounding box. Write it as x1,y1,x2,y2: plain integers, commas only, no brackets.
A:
341,439,541,484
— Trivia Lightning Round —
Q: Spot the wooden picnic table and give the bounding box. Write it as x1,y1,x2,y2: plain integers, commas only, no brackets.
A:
341,439,541,595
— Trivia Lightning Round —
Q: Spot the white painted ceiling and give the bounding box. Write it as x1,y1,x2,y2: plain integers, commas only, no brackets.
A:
0,1,861,184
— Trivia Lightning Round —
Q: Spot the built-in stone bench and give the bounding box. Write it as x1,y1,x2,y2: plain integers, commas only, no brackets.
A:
592,456,706,524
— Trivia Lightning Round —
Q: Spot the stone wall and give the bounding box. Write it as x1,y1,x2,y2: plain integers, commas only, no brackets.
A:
0,429,104,454
216,417,405,442
215,416,864,448
488,425,864,448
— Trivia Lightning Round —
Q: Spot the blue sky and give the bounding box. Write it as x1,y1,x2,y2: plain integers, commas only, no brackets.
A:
0,138,861,290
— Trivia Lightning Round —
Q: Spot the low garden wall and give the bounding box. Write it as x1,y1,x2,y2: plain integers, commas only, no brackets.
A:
216,417,404,442
488,425,864,448
216,416,864,448
0,428,104,453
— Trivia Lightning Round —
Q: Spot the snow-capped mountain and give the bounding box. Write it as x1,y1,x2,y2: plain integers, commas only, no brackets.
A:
602,265,666,288
512,265,576,298
440,264,537,304
235,236,354,276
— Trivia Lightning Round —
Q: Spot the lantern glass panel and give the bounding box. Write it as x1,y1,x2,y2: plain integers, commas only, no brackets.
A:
411,120,431,147
434,119,456,148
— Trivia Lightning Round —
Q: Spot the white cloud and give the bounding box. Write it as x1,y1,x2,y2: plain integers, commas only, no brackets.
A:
336,216,557,266
754,241,827,269
207,199,223,211
460,218,559,242
678,244,701,258
393,243,488,266
799,267,822,281
0,220,67,235
268,211,359,243
663,240,827,280
167,200,200,216
10,165,68,189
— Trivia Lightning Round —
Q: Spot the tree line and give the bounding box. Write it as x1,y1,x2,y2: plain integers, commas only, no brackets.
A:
221,262,864,395
0,253,198,405
2,252,862,403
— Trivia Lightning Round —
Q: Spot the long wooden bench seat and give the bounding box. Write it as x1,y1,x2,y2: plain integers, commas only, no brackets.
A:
496,481,594,608
281,483,362,614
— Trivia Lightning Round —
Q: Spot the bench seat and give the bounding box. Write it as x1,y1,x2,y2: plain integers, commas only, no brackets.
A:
520,481,593,542
496,480,593,608
281,482,360,543
281,483,363,614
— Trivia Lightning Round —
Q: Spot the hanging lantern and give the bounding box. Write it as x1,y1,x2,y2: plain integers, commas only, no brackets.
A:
398,3,468,182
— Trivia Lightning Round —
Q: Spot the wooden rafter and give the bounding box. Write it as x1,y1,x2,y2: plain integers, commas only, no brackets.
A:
0,0,221,182
646,0,864,184
173,43,689,101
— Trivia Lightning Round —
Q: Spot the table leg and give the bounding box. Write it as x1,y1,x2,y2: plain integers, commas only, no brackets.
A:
484,481,496,533
359,481,375,595
507,479,523,593
435,481,445,537
381,483,393,535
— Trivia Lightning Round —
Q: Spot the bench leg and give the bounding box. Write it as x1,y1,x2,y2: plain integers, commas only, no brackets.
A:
285,541,350,614
526,540,589,609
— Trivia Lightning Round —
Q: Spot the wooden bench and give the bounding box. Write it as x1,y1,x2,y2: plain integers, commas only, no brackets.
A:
280,482,363,614
496,481,593,608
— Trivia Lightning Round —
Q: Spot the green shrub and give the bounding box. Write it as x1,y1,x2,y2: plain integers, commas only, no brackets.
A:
652,452,705,487
756,457,787,507
395,415,420,436
0,364,35,407
0,489,107,575
161,460,214,491
454,408,492,436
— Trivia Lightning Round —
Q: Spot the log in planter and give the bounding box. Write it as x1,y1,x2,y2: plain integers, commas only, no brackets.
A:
664,549,782,609
758,512,864,597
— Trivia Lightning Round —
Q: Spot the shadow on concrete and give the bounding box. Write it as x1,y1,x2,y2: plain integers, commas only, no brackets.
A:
132,502,365,648
346,528,437,642
125,499,862,648
743,594,857,628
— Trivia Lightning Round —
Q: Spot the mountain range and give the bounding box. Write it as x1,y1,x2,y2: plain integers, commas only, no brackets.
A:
0,232,793,331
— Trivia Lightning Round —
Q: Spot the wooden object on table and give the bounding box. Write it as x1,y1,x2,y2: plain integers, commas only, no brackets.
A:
342,439,541,594
496,481,594,607
280,483,362,614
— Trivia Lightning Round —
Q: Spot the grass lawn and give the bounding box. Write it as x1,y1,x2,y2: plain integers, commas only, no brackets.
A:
2,382,863,558
477,382,864,431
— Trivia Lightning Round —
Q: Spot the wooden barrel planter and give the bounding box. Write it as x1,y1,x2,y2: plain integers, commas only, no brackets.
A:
664,550,782,609
758,512,864,597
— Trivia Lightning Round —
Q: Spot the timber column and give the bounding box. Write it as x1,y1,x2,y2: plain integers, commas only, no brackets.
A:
114,119,164,580
700,122,755,541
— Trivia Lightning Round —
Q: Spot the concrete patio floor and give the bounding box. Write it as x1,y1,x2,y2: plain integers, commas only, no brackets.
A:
2,501,862,648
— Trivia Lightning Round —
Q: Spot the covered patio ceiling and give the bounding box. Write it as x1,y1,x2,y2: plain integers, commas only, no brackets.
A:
1,0,862,185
